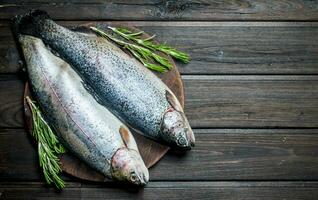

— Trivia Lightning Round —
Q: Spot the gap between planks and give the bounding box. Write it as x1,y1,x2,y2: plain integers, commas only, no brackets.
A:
2,20,318,27
2,74,318,81
2,181,318,188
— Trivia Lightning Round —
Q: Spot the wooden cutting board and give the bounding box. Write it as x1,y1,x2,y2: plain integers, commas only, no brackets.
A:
23,23,185,182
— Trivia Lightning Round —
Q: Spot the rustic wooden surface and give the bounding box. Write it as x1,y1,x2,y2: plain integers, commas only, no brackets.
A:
1,1,318,199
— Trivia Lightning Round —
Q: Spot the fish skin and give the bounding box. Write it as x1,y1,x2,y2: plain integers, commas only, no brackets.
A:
19,35,149,185
14,10,195,149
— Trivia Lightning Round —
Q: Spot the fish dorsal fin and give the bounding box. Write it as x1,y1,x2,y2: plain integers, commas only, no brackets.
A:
165,90,183,112
72,26,94,34
82,81,105,106
119,125,139,152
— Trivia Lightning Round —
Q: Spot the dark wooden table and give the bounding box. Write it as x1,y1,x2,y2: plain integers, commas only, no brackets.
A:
1,1,318,199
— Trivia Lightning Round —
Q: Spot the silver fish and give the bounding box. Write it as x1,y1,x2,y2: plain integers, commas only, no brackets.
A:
19,35,149,185
14,10,195,149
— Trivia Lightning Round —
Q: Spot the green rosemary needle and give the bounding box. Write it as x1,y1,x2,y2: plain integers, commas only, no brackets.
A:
90,26,172,72
108,26,190,63
26,96,65,189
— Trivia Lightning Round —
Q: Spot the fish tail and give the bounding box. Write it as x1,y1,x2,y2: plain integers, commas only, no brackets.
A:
11,9,50,37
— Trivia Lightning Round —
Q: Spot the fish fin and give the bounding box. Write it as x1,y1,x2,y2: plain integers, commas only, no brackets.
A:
165,90,183,112
82,82,105,106
72,26,95,35
12,10,50,36
119,126,139,152
45,44,62,58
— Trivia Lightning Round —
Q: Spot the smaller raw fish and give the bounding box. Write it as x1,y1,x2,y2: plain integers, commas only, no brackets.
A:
19,35,149,185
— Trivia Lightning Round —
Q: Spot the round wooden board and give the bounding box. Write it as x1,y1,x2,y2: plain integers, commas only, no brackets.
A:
23,23,185,182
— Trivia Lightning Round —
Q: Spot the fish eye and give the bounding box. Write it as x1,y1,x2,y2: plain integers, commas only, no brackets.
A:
177,136,187,146
130,172,137,182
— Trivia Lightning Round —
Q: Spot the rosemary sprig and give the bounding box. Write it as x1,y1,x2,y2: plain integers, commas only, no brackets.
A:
26,96,65,189
108,26,190,63
90,27,173,72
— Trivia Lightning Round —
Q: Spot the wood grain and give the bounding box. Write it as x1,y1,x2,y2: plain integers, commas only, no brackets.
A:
2,128,318,181
1,0,318,198
2,21,318,75
0,75,24,128
184,75,318,128
0,0,318,21
2,75,318,128
1,181,318,200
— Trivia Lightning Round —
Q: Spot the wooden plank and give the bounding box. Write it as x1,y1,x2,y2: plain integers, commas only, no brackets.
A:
2,21,318,74
0,76,24,128
1,0,318,20
1,128,318,181
1,75,318,128
1,181,318,200
184,75,318,128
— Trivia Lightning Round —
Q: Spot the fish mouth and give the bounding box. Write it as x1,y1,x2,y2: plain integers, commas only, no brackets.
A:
136,175,148,186
140,165,149,186
132,167,149,186
188,128,196,147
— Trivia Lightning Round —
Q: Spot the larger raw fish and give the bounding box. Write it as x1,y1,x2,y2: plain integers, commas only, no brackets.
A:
19,35,149,185
14,10,195,149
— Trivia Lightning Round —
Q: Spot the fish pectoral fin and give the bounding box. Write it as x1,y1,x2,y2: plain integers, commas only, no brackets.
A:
82,82,106,106
45,44,62,58
165,90,183,112
119,126,139,152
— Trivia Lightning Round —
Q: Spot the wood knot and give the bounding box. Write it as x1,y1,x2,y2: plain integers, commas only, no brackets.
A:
155,0,210,18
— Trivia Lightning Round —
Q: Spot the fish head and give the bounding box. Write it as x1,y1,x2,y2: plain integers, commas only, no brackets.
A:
160,107,195,150
111,147,149,186
161,90,195,150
